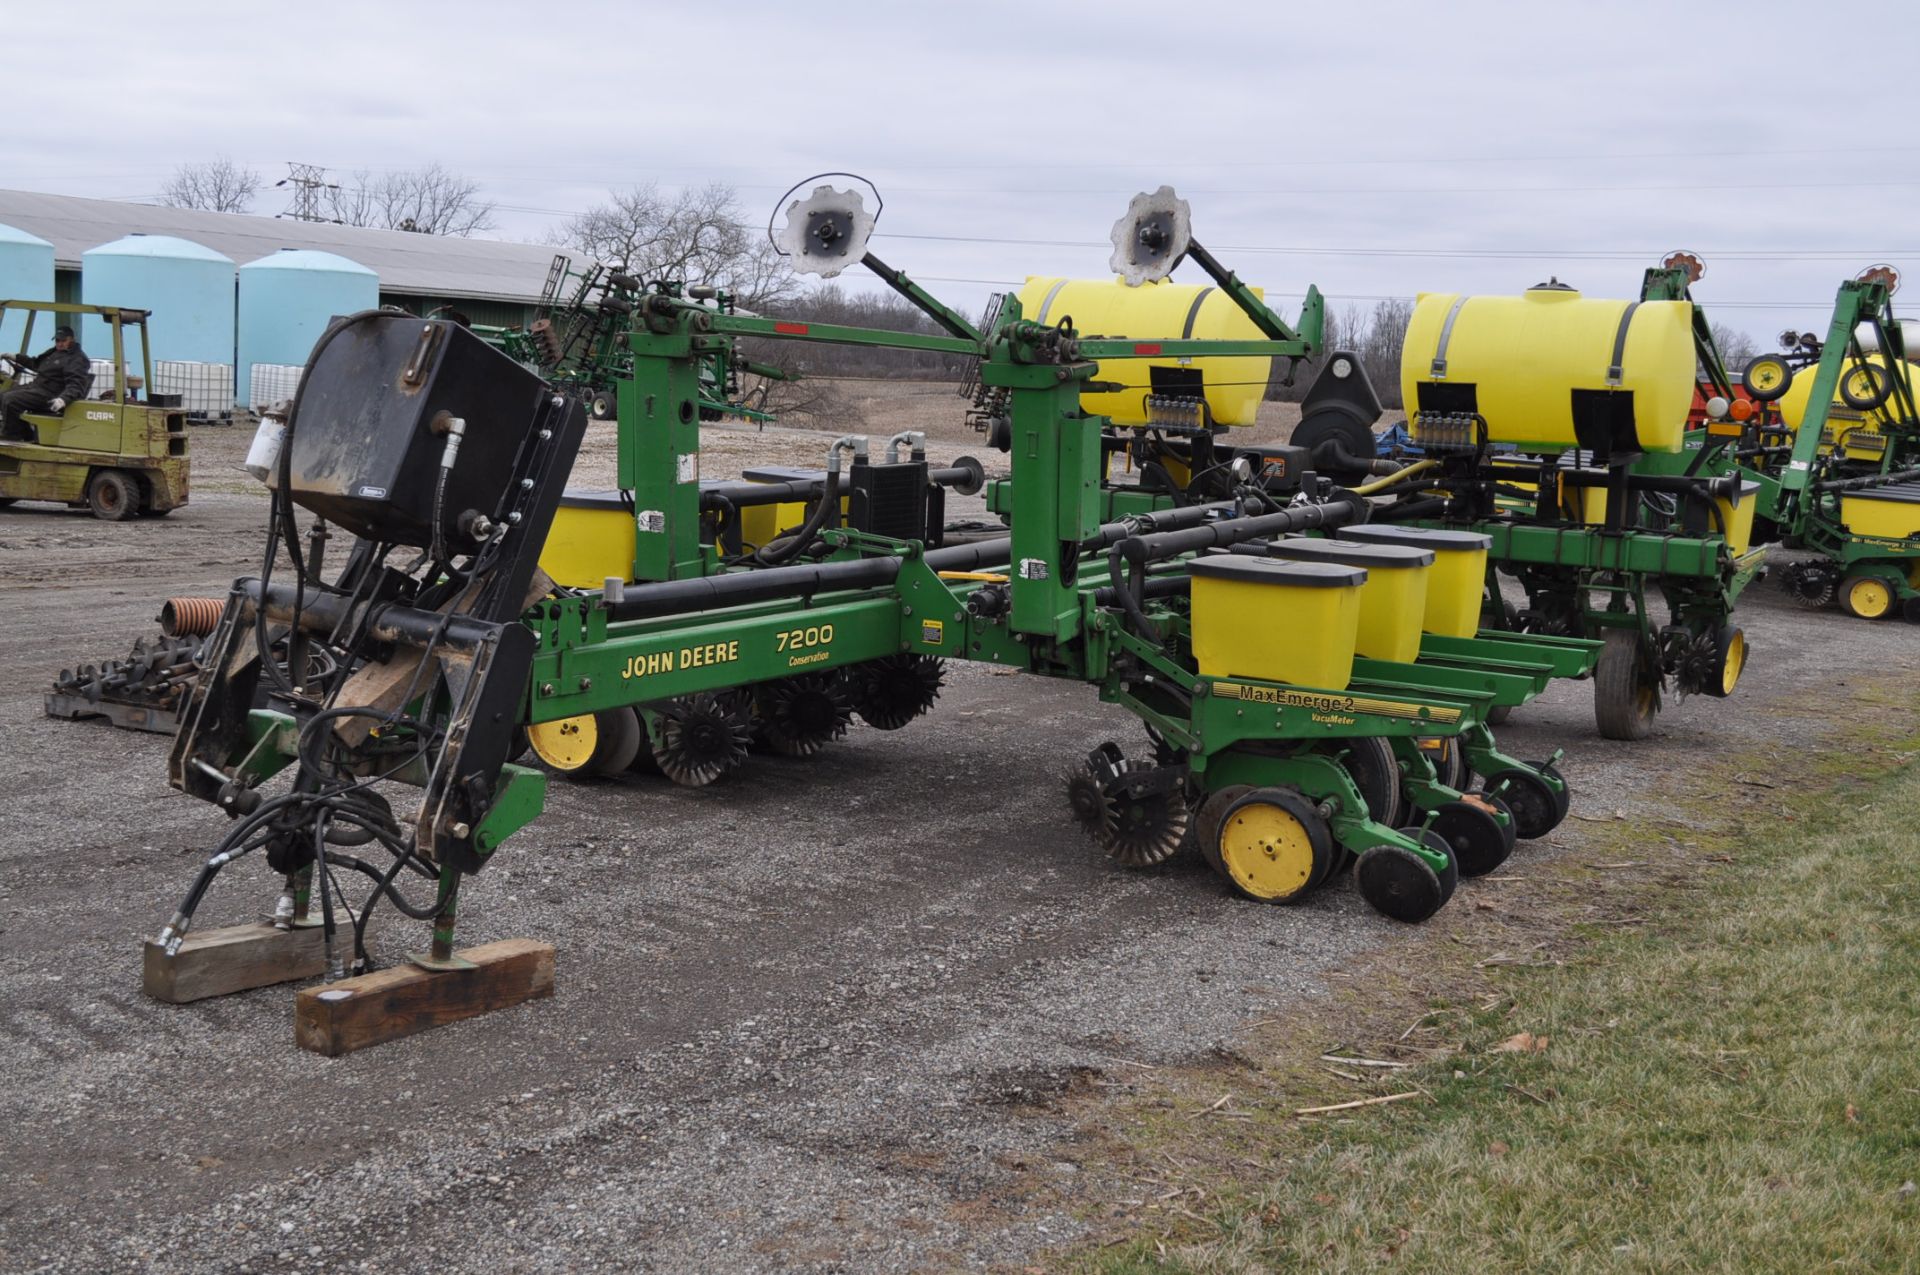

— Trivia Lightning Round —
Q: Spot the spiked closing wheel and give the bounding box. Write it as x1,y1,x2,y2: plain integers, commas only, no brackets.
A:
1066,743,1192,869
651,693,752,787
754,672,853,757
851,654,944,730
1780,560,1838,609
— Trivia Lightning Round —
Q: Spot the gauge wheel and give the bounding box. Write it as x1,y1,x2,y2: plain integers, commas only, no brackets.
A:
527,706,642,778
1741,354,1794,403
1211,787,1334,904
1704,624,1746,697
1593,629,1658,741
1839,362,1892,411
1194,783,1255,875
1840,573,1896,620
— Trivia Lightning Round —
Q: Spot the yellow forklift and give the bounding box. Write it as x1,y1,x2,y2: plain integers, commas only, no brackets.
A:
0,301,190,520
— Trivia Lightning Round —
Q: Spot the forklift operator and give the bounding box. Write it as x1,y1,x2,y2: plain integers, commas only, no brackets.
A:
2,325,91,440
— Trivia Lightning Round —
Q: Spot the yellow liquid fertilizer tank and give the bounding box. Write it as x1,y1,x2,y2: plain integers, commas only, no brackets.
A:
1016,277,1273,427
1399,285,1697,454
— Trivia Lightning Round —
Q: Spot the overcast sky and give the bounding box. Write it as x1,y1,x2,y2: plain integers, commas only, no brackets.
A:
9,0,1916,347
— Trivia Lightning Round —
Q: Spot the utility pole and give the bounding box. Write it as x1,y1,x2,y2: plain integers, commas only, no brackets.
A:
275,162,339,223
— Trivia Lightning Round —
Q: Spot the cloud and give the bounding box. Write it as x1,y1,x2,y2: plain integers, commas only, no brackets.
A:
4,0,1913,347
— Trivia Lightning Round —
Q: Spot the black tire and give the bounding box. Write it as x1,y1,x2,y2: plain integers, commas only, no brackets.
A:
1330,737,1406,828
87,470,140,522
1482,767,1565,840
1426,799,1513,877
1593,629,1657,741
1194,783,1255,875
1354,843,1445,922
588,706,644,775
1741,354,1794,403
1839,362,1893,412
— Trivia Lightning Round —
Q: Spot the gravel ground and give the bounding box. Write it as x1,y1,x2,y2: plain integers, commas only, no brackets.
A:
0,422,1913,1273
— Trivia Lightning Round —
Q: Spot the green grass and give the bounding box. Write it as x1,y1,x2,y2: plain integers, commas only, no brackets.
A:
1083,755,1920,1273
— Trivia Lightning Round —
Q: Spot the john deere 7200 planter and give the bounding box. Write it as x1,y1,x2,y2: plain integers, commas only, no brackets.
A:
154,183,1582,1014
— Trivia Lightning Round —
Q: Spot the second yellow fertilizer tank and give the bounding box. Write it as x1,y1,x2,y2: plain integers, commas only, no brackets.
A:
1399,283,1697,453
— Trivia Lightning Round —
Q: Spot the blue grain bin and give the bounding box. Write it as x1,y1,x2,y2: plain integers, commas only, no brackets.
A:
236,249,379,406
80,233,236,366
0,222,56,350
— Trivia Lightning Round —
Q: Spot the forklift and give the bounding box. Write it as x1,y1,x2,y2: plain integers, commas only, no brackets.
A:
0,301,190,520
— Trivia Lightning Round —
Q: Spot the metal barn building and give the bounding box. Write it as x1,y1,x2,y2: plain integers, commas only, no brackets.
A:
0,187,557,338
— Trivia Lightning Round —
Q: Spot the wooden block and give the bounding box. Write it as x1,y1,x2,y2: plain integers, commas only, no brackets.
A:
143,922,329,1004
293,939,555,1057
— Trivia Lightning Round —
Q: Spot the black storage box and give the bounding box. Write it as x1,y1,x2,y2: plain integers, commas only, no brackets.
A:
281,315,550,548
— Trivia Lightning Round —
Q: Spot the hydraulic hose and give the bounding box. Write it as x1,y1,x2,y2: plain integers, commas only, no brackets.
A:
1348,459,1438,495
1115,490,1369,566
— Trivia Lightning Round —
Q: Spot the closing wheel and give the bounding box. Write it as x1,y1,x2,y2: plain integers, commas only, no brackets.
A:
1400,827,1460,904
1212,787,1333,903
1741,354,1794,402
1840,573,1896,620
87,469,140,522
1354,843,1446,922
1704,625,1746,697
1839,362,1893,411
528,707,642,779
1482,767,1565,839
1594,628,1658,741
1426,798,1513,877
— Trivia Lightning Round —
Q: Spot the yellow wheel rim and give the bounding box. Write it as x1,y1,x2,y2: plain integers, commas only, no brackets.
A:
1848,577,1893,619
1721,630,1747,695
527,714,597,770
1748,359,1787,394
1842,367,1879,401
1218,802,1317,900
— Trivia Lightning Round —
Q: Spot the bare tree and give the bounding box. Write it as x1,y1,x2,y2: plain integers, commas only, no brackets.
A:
328,164,496,236
1710,322,1759,375
159,156,262,214
554,182,798,310
1358,298,1413,409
